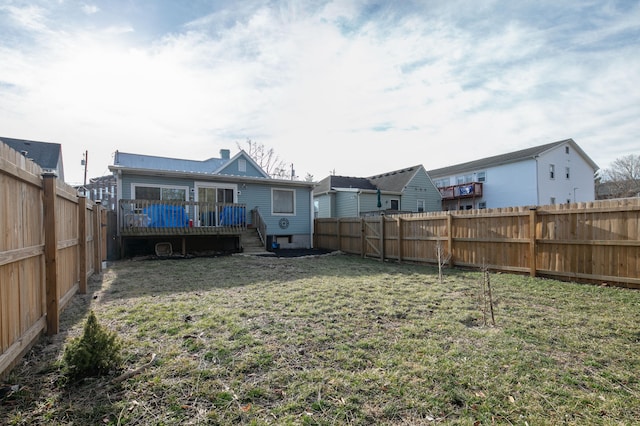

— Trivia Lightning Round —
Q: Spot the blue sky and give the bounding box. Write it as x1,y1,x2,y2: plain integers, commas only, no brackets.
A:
1,0,639,184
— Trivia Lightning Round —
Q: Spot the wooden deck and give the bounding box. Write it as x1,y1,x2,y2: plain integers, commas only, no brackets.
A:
118,200,247,237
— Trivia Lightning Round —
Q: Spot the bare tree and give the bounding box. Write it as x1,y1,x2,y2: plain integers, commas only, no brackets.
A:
236,139,288,179
480,261,496,326
435,240,451,284
600,154,640,198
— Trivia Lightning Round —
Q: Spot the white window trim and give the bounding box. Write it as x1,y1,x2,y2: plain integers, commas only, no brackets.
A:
390,198,400,210
238,159,247,172
193,182,238,203
417,199,425,212
271,188,296,216
131,183,189,200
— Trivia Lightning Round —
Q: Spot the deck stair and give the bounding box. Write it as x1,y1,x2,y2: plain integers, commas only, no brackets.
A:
240,228,272,255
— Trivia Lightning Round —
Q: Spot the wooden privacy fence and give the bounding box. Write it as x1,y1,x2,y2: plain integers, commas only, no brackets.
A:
314,199,640,288
1,142,104,377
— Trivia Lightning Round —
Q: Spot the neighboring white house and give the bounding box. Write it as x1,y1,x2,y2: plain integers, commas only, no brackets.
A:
427,139,599,210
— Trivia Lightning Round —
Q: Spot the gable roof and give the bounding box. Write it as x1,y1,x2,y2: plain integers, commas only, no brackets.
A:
213,150,270,178
314,165,426,195
314,176,377,194
0,136,63,176
428,138,599,178
369,165,423,192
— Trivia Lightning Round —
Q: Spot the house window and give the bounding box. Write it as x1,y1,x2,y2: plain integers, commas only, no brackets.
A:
435,178,449,188
133,185,187,201
272,188,295,215
478,201,487,209
457,175,473,184
550,197,556,204
549,164,555,179
390,199,399,210
238,159,247,172
565,167,570,179
417,200,425,212
476,171,486,182
565,146,570,154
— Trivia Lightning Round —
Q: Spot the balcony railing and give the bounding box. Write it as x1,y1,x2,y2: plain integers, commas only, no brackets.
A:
439,182,483,200
119,199,247,236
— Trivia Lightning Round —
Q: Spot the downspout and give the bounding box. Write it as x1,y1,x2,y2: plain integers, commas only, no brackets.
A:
357,190,361,216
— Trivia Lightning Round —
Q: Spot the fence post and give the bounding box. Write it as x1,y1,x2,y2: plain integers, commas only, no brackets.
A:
447,213,454,268
93,202,102,273
380,213,385,262
529,207,537,277
43,172,59,335
360,217,365,258
397,216,403,263
78,197,87,293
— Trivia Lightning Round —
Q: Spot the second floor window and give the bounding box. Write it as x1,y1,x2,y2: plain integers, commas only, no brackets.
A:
565,167,570,179
549,164,555,179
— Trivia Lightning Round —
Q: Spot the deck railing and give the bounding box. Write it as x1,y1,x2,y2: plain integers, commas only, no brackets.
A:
119,200,247,235
252,207,267,249
439,182,483,200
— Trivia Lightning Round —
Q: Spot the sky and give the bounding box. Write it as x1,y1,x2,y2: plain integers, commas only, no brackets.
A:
1,0,639,185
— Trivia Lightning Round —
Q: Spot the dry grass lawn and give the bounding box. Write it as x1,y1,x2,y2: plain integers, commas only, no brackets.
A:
2,253,639,425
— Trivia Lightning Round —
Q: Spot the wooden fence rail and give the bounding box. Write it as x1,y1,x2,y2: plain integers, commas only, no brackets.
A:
314,199,640,288
1,142,103,377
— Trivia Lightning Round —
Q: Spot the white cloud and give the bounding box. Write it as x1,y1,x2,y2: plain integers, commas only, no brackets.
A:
81,3,99,15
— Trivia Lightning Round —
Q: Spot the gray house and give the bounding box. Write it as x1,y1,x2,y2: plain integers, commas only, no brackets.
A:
0,136,65,181
314,164,442,218
109,149,315,256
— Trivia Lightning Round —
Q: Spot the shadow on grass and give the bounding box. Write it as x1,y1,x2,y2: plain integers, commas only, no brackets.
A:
95,252,470,305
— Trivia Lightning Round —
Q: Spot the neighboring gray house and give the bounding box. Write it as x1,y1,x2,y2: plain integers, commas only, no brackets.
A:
109,149,315,256
0,136,65,181
314,165,442,218
428,138,599,210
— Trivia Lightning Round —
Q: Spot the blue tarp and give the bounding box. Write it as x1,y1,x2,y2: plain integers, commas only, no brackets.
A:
219,206,246,226
142,204,189,228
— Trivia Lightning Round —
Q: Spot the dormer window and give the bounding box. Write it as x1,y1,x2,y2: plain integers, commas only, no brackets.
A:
239,159,247,172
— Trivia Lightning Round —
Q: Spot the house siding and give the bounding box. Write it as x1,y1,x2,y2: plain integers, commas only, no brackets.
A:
218,154,266,178
537,144,596,204
400,168,441,212
483,161,538,208
335,192,359,217
360,192,386,214
118,172,313,249
315,193,334,218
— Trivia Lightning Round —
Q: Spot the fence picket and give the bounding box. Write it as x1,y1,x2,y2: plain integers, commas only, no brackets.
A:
1,142,103,377
315,199,640,288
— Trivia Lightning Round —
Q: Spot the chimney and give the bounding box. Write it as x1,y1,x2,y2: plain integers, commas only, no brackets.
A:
220,149,230,160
